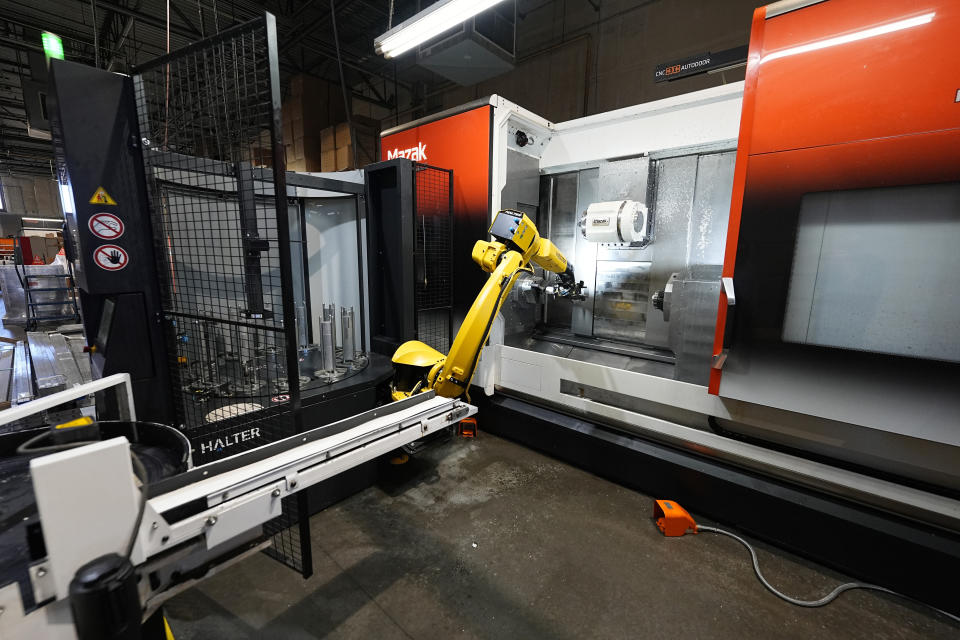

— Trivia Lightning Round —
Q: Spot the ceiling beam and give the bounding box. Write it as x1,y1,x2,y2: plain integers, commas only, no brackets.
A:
292,40,404,90
359,72,386,104
0,132,52,146
168,1,205,38
278,0,357,55
94,1,201,40
0,35,42,53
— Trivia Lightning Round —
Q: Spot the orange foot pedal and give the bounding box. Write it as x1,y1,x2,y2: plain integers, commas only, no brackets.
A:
458,417,478,438
653,499,698,537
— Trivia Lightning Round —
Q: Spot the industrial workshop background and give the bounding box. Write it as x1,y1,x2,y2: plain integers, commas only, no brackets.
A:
0,0,758,213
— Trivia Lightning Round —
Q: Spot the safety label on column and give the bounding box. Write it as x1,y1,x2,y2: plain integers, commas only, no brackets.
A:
93,244,129,271
88,212,125,240
89,186,117,205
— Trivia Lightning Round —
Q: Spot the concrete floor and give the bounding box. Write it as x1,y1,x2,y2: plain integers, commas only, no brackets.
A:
164,433,957,639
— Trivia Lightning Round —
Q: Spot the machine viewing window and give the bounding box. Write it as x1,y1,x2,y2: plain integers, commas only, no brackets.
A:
509,149,735,386
782,182,960,363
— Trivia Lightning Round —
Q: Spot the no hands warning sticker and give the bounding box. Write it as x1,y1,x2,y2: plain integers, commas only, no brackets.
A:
88,212,125,240
89,186,117,205
93,244,129,271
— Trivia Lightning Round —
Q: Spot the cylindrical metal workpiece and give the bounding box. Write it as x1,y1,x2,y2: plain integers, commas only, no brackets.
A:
319,320,336,372
341,307,355,362
203,322,223,385
322,303,337,349
263,346,282,383
231,325,243,357
192,320,209,383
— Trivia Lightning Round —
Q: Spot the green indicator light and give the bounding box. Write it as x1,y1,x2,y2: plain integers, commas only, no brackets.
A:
42,32,64,60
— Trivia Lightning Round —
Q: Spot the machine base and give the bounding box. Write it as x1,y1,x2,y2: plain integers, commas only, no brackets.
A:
474,393,960,617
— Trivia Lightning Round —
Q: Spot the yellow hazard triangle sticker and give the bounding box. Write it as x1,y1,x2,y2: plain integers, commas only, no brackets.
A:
89,186,117,205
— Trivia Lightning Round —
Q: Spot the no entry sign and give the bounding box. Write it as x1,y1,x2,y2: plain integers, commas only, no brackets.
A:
93,244,129,271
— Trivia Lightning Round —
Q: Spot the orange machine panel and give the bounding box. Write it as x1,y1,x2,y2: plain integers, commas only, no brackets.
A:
710,0,960,395
381,106,493,324
752,1,959,154
381,106,492,223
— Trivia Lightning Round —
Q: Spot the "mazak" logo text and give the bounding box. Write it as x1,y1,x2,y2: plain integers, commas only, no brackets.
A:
200,427,261,455
386,142,427,161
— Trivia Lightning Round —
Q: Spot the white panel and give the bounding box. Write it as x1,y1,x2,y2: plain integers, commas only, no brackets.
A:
31,438,140,599
493,346,960,522
499,357,543,394
0,583,76,640
540,83,743,170
497,344,960,447
205,493,281,549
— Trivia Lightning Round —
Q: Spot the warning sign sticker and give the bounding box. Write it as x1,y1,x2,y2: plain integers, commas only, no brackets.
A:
88,212,125,240
93,244,129,271
89,186,117,205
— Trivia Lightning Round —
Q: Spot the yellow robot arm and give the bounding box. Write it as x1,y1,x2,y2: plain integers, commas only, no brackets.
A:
391,210,582,401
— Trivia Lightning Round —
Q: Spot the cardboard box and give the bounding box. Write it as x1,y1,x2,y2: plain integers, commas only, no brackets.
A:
335,122,351,148
291,118,304,140
321,149,337,172
321,126,336,152
335,146,351,171
288,100,304,125
24,235,62,264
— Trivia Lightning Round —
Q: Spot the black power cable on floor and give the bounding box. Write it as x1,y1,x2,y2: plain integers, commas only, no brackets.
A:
695,525,960,625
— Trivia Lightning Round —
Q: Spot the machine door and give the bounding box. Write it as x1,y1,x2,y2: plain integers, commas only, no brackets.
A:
711,1,960,449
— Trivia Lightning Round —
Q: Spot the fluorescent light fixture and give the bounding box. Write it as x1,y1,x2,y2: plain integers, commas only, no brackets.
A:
22,217,63,223
375,0,508,59
762,12,935,64
58,182,76,215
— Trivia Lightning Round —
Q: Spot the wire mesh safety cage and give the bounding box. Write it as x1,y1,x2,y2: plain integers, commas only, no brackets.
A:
132,14,311,577
412,163,454,353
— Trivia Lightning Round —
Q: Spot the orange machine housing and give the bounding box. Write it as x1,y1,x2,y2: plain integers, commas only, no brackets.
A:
710,0,960,394
380,105,493,325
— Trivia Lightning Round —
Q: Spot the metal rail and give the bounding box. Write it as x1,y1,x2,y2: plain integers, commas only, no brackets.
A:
0,372,135,426
139,395,474,559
